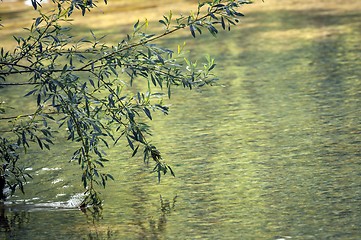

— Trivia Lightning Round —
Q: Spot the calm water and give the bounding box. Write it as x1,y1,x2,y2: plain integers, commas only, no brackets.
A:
1,1,361,239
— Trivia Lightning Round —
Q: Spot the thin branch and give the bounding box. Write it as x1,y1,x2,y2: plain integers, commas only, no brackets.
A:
0,110,60,121
11,14,57,65
76,7,222,72
0,82,37,86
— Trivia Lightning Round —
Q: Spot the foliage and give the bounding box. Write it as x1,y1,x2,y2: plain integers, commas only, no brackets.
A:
0,0,250,209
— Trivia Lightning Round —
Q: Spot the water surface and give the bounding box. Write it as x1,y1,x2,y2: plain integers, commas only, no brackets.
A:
1,0,360,239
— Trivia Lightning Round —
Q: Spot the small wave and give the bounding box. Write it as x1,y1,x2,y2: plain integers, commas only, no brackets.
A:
33,193,84,209
3,193,85,212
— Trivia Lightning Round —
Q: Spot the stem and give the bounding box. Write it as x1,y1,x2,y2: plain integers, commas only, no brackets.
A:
76,7,220,71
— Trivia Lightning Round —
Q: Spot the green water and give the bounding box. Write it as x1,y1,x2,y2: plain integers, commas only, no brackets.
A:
1,3,361,240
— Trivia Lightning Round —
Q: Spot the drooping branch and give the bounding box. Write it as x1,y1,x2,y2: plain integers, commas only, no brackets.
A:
0,0,251,209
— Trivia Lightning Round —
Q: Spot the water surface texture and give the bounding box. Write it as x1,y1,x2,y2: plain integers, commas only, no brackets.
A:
1,0,360,239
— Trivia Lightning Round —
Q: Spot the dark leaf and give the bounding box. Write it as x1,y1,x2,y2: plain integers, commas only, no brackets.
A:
208,25,218,37
234,12,245,17
37,94,41,106
151,74,157,86
44,138,54,144
21,131,29,148
167,84,171,99
221,16,226,30
36,136,43,150
95,160,104,167
143,107,152,120
126,136,134,150
19,181,25,194
213,4,225,8
168,165,175,177
209,12,218,20
134,20,139,30
89,78,95,88
209,63,216,71
132,145,139,157
159,19,167,26
24,89,37,97
35,17,42,27
43,143,50,150
25,173,33,179
100,138,109,148
156,53,165,64
189,25,196,38
31,0,37,10
225,7,232,16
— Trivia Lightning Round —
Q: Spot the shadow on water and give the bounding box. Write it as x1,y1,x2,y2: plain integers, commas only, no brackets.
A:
0,194,177,239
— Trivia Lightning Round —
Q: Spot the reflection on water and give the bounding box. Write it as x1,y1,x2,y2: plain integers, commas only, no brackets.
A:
0,194,177,239
1,0,361,239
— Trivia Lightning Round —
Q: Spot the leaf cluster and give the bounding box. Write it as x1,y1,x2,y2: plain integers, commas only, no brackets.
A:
0,0,250,208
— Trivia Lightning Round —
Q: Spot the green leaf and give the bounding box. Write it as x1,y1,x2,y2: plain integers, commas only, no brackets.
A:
167,84,171,98
109,65,118,76
156,53,165,64
209,63,216,71
159,19,167,26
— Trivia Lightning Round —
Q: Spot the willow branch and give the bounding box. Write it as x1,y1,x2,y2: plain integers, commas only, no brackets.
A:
76,6,223,71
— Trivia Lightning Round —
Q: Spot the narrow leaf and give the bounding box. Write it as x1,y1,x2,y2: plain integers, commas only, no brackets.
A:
221,17,226,30
31,0,37,9
126,136,134,150
189,25,196,38
134,20,139,30
37,94,41,106
24,89,37,97
168,165,175,177
143,107,152,120
132,145,139,157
